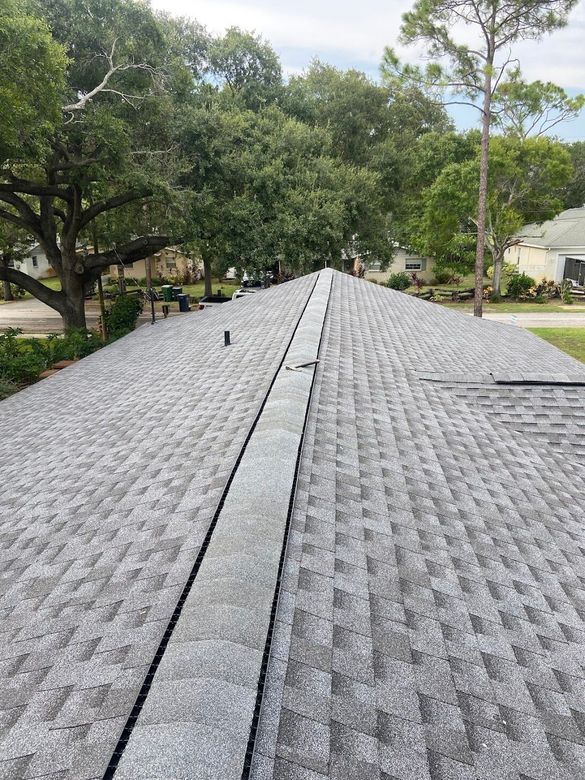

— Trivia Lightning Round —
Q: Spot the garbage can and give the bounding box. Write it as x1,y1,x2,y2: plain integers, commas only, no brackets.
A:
162,285,173,302
177,293,190,313
172,286,182,301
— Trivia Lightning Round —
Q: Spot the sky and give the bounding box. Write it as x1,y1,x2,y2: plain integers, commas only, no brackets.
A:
153,0,585,140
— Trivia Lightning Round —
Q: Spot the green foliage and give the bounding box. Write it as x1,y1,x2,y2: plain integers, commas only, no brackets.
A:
433,268,458,285
386,272,411,291
182,102,392,275
419,136,572,273
209,27,281,109
508,273,536,299
104,294,143,338
0,328,45,383
0,283,25,300
0,0,67,163
0,326,103,391
487,262,517,285
564,142,585,209
493,67,585,140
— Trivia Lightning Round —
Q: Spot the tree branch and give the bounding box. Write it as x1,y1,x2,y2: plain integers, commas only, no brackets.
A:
0,182,72,200
0,265,63,308
79,189,152,229
62,38,155,113
87,234,174,270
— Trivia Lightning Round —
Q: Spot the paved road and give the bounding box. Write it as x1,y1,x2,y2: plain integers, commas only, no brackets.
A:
0,297,180,336
480,311,585,328
3,296,585,335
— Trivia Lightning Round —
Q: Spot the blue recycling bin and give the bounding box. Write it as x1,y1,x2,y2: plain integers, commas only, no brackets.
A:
177,293,190,312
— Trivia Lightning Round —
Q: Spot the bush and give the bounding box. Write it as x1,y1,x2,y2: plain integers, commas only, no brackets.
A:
433,268,455,285
0,283,26,300
386,272,411,291
487,262,516,286
104,295,143,339
507,273,535,299
0,328,45,384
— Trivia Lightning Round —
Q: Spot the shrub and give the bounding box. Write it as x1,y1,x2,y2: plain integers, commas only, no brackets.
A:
0,283,26,300
410,272,425,293
104,295,143,339
433,268,455,285
487,262,516,286
0,328,45,384
386,272,411,291
507,273,535,299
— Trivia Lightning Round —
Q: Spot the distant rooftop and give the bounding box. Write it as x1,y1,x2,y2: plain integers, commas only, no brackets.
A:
520,207,585,248
2,270,585,780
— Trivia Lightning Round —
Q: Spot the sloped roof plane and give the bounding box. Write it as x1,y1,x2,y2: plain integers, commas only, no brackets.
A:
520,207,585,248
2,270,585,780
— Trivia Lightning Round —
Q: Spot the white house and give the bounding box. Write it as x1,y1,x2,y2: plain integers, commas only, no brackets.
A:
14,244,54,280
505,207,585,284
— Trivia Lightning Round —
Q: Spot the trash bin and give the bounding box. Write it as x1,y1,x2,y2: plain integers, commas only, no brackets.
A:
177,293,190,313
172,286,182,301
162,285,173,302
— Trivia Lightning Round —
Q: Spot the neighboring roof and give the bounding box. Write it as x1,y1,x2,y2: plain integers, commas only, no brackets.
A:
2,270,585,780
519,207,585,249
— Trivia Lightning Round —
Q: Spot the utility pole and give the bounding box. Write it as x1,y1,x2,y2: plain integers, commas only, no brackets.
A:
145,254,156,325
92,227,108,342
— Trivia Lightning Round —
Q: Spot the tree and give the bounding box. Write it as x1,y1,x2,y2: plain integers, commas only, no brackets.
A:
208,27,282,110
285,62,392,166
386,0,578,316
564,142,585,209
0,0,67,163
0,0,198,328
420,136,572,294
181,104,390,292
388,129,479,257
493,67,585,139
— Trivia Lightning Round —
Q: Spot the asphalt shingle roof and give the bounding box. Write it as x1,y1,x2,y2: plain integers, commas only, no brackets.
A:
520,207,585,248
2,269,585,780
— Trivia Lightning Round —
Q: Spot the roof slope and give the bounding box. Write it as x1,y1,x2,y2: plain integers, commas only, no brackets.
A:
520,207,585,248
2,271,585,780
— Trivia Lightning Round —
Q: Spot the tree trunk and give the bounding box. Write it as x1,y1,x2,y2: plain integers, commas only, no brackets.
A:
203,255,212,297
492,252,504,297
62,295,87,330
60,245,87,330
473,63,493,318
0,255,14,301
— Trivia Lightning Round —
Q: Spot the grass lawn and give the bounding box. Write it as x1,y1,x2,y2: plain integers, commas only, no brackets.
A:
528,328,585,364
442,302,585,314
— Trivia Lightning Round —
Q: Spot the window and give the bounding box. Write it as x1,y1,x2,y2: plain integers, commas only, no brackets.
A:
166,261,177,270
405,258,426,271
32,256,38,268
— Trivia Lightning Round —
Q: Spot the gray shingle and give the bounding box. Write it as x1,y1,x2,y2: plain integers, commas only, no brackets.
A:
4,269,585,779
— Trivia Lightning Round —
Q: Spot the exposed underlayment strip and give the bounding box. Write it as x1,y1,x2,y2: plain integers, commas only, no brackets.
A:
113,269,333,780
417,370,585,386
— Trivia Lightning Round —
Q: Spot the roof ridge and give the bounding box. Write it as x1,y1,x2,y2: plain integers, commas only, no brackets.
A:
111,270,333,780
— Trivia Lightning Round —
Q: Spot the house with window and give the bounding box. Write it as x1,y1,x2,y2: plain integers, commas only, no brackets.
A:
505,207,585,283
108,246,198,281
365,247,436,283
13,244,56,279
